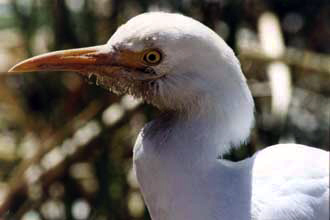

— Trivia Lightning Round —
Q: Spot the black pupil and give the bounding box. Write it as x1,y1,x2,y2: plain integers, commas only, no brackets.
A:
148,53,157,62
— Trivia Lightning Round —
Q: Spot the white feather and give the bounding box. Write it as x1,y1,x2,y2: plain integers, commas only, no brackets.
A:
108,12,329,220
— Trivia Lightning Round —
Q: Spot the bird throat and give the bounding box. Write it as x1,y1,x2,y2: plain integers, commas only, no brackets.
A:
82,71,157,103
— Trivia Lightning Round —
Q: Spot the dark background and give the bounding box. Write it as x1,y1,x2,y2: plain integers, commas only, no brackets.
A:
0,0,329,219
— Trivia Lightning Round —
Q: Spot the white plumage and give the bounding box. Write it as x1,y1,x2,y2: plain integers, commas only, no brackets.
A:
10,12,329,220
124,13,329,220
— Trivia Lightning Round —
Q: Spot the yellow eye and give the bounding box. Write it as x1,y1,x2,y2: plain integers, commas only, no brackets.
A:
143,50,162,65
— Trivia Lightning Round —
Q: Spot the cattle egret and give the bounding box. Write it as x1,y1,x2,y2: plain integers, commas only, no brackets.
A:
9,12,329,220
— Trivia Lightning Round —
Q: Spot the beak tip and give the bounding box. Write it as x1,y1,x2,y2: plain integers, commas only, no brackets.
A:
8,60,35,73
8,66,18,73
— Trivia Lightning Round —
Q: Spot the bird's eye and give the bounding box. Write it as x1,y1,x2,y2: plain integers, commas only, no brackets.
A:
143,50,162,65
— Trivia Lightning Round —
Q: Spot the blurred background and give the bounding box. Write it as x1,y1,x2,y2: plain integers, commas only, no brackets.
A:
0,0,329,219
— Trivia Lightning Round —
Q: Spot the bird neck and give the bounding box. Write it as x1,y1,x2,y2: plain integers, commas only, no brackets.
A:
133,103,254,219
150,55,254,158
155,83,254,160
144,111,223,164
141,88,254,165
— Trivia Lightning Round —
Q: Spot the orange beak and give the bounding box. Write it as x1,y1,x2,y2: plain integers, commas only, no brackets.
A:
8,44,149,77
9,45,112,73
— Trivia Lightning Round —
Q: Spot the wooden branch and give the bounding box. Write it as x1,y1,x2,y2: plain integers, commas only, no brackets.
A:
0,98,142,217
238,43,330,75
0,100,105,217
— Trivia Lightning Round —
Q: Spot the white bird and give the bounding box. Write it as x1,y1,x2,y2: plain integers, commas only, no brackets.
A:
9,12,329,220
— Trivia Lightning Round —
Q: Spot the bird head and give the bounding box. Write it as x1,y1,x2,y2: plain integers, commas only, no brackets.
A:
9,12,254,127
